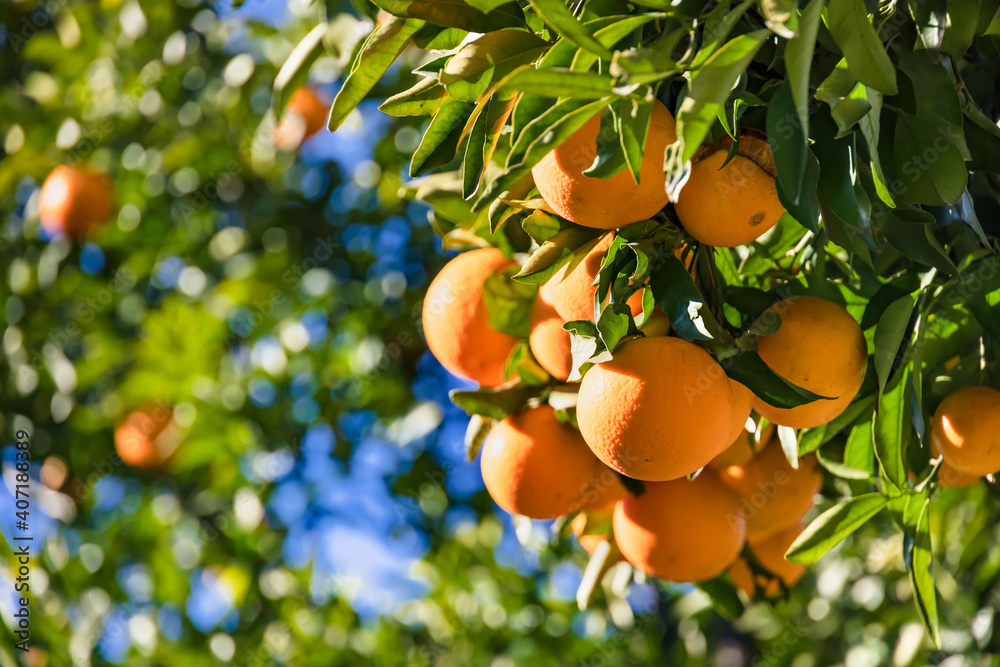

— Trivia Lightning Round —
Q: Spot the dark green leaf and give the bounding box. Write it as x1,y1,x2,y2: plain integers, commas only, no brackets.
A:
815,446,874,480
907,0,948,53
410,98,476,177
617,95,654,184
873,294,916,396
450,386,541,420
583,106,628,179
873,365,911,490
892,110,968,206
649,255,713,342
903,492,940,647
721,351,829,409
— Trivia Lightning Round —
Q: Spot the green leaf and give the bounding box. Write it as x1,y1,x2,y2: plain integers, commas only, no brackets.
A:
410,98,477,177
520,97,614,168
379,77,446,116
649,254,714,342
595,301,635,354
583,106,628,179
767,82,820,232
873,365,911,490
507,97,599,168
892,110,968,206
825,0,898,95
514,222,604,284
483,268,537,338
463,104,491,199
777,425,799,469
873,294,916,396
843,420,876,474
371,0,525,32
903,492,940,647
617,95,654,184
698,575,745,619
440,29,546,101
898,51,966,155
501,68,616,98
786,494,889,565
329,17,424,131
450,386,540,420
815,446,874,480
273,23,329,119
527,0,613,60
564,320,610,380
674,30,769,163
784,0,824,135
799,395,876,456
879,213,958,276
907,0,948,53
722,351,828,409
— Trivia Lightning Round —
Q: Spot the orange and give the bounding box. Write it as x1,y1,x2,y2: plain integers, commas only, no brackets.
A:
709,422,774,470
725,380,755,444
718,443,822,541
38,166,113,238
114,404,178,468
545,234,645,322
422,248,520,386
930,386,1000,477
480,405,602,519
274,87,328,150
753,296,868,429
613,469,745,582
532,100,676,229
577,336,734,481
674,135,784,247
528,290,574,381
728,522,806,597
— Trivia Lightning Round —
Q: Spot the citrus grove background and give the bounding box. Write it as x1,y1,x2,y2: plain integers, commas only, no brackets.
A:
2,0,1000,666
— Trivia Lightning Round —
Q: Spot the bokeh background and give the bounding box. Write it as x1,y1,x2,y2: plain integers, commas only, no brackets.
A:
2,1,1000,665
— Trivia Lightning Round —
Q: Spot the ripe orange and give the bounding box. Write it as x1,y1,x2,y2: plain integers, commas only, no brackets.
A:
114,404,177,468
725,380,755,444
422,248,520,386
274,87,329,150
709,422,774,470
480,405,602,519
532,100,676,229
613,469,745,582
674,135,784,247
753,296,868,429
728,522,806,597
545,234,645,322
38,166,113,238
577,336,734,481
718,443,822,541
528,290,574,381
930,386,1000,477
